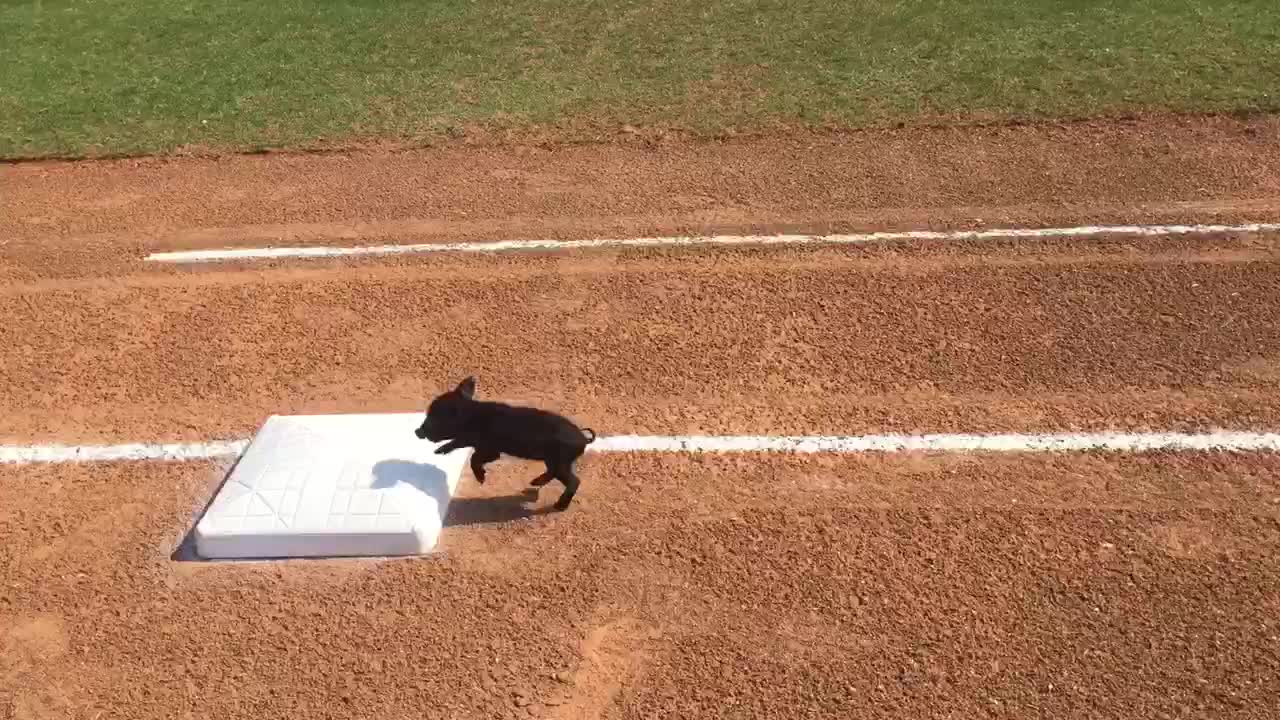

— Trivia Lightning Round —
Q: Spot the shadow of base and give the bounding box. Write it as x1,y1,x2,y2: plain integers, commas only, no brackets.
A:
170,452,243,563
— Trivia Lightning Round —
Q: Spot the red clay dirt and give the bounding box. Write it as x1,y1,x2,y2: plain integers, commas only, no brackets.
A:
5,236,1280,443
3,117,1280,719
3,115,1280,278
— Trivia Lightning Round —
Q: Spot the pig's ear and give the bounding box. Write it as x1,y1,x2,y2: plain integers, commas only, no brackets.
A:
457,376,477,398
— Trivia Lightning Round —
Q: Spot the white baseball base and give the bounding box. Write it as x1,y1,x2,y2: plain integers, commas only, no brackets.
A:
193,413,471,560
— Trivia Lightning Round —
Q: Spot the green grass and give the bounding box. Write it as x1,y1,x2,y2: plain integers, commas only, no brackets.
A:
3,0,1279,158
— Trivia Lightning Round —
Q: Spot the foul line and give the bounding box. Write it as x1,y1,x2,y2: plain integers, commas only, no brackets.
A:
4,431,1280,465
1,440,251,465
144,222,1280,264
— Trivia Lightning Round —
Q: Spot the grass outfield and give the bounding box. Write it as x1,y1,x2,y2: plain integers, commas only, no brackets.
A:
3,0,1279,159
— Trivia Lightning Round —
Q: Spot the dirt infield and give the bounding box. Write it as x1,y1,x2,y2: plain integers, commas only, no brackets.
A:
3,115,1280,263
5,235,1280,444
3,117,1280,719
4,455,1279,719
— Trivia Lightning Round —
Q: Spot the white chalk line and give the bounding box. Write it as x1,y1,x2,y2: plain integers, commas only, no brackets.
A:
0,440,251,465
144,222,1280,263
4,431,1280,466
